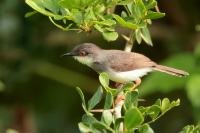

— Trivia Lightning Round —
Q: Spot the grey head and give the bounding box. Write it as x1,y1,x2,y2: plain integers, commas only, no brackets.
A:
63,43,101,66
63,43,100,56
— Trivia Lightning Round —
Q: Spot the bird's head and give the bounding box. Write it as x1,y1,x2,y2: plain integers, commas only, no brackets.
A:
62,43,100,66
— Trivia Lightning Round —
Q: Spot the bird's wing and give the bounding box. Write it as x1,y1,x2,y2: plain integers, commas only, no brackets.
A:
106,50,156,72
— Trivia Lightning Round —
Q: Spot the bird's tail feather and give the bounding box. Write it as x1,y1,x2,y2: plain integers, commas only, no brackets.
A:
154,65,189,77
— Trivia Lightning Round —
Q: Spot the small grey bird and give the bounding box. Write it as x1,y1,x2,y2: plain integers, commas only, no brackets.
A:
63,43,189,86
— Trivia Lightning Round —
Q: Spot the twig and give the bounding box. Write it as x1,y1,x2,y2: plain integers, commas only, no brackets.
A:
155,5,160,12
106,0,116,14
114,91,125,133
114,28,136,132
90,109,114,113
124,31,135,52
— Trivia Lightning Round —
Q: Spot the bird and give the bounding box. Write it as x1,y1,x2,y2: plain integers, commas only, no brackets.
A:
63,43,189,87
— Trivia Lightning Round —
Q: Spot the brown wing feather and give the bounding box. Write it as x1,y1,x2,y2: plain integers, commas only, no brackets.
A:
105,50,156,72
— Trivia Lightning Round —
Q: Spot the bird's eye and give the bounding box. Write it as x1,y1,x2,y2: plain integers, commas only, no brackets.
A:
80,51,87,56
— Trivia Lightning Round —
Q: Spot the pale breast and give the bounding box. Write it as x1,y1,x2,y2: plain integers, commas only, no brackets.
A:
107,68,153,83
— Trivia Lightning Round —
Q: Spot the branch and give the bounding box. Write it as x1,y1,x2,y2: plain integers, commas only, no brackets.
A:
123,31,135,52
114,29,136,132
114,91,125,133
90,109,114,113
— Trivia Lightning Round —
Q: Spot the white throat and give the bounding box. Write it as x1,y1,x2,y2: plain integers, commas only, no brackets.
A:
73,56,93,67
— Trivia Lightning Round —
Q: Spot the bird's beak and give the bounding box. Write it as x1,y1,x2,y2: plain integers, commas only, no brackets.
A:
60,52,74,57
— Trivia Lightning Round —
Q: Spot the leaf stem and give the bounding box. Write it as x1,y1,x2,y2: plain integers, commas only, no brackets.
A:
155,5,160,12
49,17,81,31
124,5,131,16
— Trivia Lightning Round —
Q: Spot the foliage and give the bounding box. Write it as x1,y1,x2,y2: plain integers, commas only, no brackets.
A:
140,42,200,122
179,124,200,133
77,73,180,133
23,0,199,132
25,0,164,43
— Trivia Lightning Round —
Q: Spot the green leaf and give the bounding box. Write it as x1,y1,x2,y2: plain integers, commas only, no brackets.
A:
114,118,124,131
141,26,153,46
125,108,144,130
186,75,200,107
147,105,161,120
25,0,64,19
122,82,134,92
76,87,86,107
171,99,180,106
76,87,92,115
49,17,73,31
71,9,83,24
99,73,118,95
135,29,142,44
94,4,105,14
82,114,97,125
94,23,118,41
143,0,157,9
138,124,154,133
179,124,200,133
161,98,180,113
99,72,110,88
94,24,104,32
25,11,37,18
113,15,138,30
139,106,147,114
84,7,97,21
104,92,113,109
124,91,139,110
99,72,111,92
94,19,116,26
135,0,146,13
145,11,165,20
78,122,93,133
121,11,128,18
88,87,103,110
131,0,146,19
161,98,170,112
117,0,133,5
59,0,81,9
154,99,161,106
92,122,115,132
102,31,118,41
105,27,115,32
82,115,111,132
43,0,60,13
102,110,113,126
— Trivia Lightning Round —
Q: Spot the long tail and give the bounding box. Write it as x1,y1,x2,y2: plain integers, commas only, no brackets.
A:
153,65,189,77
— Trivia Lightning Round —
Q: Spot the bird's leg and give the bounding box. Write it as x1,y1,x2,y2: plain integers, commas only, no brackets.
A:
111,82,123,88
132,78,142,91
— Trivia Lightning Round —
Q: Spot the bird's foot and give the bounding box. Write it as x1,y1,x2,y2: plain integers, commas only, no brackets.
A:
114,94,125,105
131,78,141,91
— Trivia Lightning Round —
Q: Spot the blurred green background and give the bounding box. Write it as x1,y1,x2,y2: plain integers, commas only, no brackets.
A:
0,0,200,133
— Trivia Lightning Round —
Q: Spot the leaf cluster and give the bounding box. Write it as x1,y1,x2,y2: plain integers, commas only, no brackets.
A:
26,0,164,43
77,73,180,133
180,124,200,133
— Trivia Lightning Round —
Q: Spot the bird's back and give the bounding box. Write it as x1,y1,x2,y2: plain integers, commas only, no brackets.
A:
102,50,156,72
